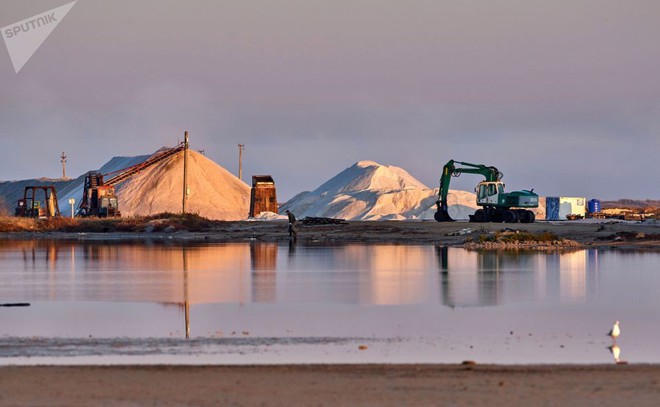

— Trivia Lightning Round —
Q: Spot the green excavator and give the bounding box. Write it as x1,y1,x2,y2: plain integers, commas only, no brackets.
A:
434,160,539,223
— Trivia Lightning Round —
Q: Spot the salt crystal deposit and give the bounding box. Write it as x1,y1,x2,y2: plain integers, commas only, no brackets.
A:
280,160,479,220
117,150,250,220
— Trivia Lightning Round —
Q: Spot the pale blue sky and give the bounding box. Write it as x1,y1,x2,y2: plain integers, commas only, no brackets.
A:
1,0,659,200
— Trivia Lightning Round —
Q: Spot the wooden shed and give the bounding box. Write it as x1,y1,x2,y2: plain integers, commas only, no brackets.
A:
249,175,278,217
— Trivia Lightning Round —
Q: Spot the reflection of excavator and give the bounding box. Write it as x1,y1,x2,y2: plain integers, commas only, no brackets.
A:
77,142,187,217
434,160,538,223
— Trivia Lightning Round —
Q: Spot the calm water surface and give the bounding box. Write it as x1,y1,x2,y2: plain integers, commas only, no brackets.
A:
1,240,659,365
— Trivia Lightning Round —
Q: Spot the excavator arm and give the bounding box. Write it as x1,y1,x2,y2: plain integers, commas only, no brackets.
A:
434,160,503,222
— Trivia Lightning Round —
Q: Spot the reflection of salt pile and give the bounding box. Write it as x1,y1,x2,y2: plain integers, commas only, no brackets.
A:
281,160,478,220
118,150,250,220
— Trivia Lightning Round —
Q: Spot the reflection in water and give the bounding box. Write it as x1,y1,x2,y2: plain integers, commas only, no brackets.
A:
251,242,278,303
438,246,496,307
2,240,660,364
182,247,190,339
0,240,605,309
608,344,621,363
437,247,600,307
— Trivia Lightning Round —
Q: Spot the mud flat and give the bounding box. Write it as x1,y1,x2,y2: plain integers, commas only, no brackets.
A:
0,364,659,406
1,219,658,249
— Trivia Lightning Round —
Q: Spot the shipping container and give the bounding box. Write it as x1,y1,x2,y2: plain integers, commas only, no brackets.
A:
545,197,586,220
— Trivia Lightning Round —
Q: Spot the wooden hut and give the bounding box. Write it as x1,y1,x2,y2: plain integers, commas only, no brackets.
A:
249,175,278,217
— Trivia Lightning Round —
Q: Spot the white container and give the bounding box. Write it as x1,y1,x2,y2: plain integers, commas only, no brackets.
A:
559,197,586,219
545,197,586,220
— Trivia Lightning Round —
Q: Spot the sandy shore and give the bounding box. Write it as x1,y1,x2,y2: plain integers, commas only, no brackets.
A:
0,364,659,406
0,220,660,250
2,219,658,249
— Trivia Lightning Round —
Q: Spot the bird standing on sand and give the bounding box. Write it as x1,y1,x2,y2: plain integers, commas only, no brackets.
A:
608,321,621,341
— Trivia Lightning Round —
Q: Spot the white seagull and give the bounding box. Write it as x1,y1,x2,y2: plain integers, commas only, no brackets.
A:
608,321,621,341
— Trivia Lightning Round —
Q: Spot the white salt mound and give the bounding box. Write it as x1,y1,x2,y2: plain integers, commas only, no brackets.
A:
281,160,479,220
117,150,250,220
249,211,288,221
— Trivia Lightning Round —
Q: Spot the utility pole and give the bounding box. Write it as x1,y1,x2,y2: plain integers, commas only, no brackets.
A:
182,131,189,214
60,152,67,179
238,144,244,181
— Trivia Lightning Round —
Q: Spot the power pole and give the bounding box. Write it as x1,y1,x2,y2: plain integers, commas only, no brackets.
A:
182,131,189,214
60,152,67,179
238,144,244,181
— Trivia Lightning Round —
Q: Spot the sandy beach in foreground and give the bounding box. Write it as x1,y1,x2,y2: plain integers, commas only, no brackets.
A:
0,364,659,406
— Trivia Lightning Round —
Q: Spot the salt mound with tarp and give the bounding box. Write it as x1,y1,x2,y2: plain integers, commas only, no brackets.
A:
280,160,479,220
117,150,250,220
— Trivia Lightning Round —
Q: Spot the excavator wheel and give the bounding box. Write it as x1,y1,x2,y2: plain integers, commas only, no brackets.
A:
525,210,535,223
503,210,519,223
471,209,487,222
518,210,536,223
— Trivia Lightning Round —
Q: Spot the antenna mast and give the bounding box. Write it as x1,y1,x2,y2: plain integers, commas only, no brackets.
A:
60,152,67,179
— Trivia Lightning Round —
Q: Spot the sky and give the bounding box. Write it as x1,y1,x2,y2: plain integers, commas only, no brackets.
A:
1,0,659,201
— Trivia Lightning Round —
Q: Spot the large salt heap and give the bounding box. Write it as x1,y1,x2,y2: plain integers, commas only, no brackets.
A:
56,154,152,213
280,160,479,220
117,150,250,220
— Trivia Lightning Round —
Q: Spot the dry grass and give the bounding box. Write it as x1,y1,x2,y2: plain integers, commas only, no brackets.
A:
476,230,560,243
0,217,39,232
0,213,219,233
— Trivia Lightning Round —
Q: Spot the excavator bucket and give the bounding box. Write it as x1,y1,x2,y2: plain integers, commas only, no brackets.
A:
434,201,454,222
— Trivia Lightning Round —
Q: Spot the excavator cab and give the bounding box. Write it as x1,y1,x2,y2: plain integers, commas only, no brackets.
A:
476,182,505,205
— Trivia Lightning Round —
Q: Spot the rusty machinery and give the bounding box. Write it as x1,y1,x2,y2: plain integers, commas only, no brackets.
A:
77,142,187,218
15,186,61,218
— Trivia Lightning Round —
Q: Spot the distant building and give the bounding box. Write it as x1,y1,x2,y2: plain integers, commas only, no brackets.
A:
249,175,278,217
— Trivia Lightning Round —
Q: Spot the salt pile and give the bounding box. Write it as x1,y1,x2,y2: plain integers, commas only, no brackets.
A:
1,149,250,220
280,160,479,220
117,150,250,220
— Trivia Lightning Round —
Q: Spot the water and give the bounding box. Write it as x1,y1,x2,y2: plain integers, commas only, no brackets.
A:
1,240,659,365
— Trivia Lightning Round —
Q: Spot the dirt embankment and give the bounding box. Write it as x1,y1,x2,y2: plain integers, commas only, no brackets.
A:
0,215,659,249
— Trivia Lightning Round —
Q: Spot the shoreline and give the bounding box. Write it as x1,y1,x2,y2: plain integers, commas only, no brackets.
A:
1,364,659,406
0,219,658,249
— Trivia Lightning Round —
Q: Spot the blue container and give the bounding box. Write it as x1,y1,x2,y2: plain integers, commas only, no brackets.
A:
588,199,601,214
546,197,560,220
